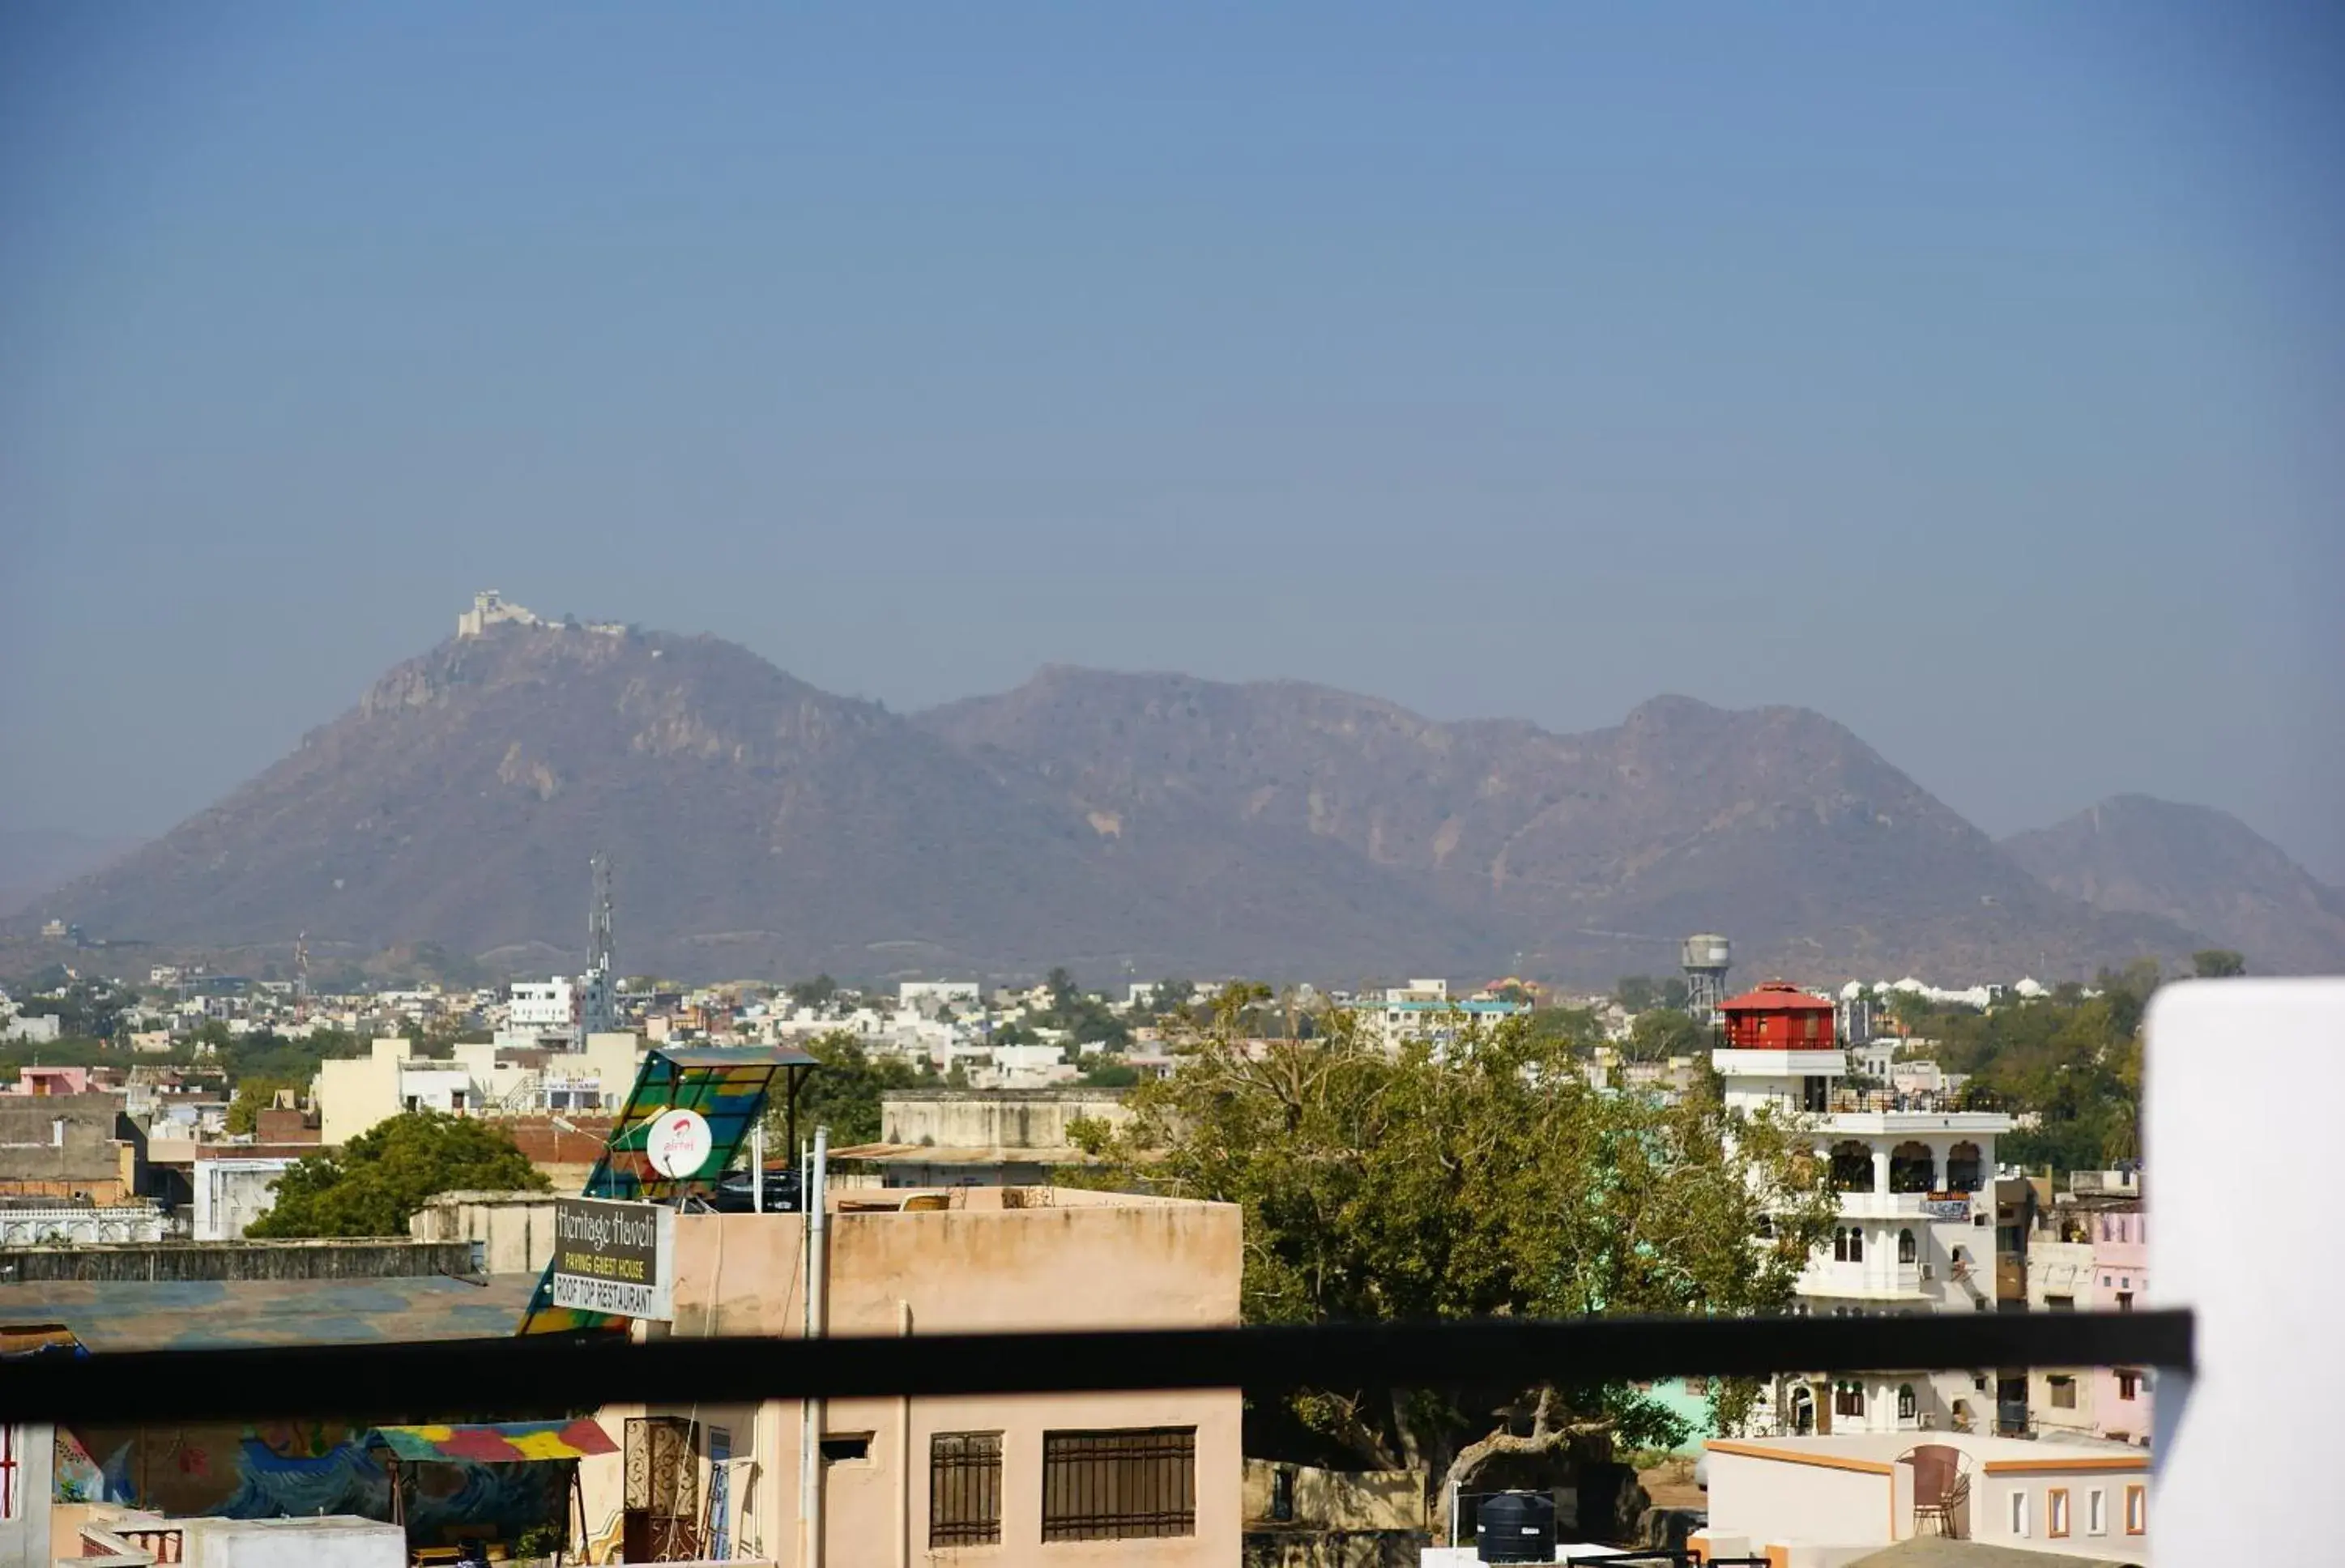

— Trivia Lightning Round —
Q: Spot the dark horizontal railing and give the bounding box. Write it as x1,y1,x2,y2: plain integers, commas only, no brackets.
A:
0,1309,2189,1425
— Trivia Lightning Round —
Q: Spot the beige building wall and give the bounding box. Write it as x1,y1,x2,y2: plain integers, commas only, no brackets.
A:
315,1038,410,1148
879,1091,1132,1150
578,1187,1242,1568
406,1190,563,1273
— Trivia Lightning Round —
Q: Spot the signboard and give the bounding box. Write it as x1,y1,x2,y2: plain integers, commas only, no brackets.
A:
1921,1194,1972,1221
550,1197,676,1320
646,1107,714,1180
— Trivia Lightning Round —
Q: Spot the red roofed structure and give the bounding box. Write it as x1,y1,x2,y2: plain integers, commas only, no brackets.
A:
1719,982,1835,1050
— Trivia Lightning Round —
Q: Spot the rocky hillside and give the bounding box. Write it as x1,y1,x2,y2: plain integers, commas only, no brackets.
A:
25,625,2215,984
2002,795,2345,975
21,627,1482,981
920,667,2199,984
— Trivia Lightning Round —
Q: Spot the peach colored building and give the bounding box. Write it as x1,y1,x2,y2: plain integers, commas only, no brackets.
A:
1693,1433,2152,1566
575,1184,1243,1566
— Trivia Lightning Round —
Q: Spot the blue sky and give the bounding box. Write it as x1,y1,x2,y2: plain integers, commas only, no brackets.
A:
4,5,2341,874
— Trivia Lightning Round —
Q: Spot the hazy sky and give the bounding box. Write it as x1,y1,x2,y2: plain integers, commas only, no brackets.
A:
5,6,2341,875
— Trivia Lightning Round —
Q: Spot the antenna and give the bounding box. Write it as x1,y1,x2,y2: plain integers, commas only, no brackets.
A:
589,854,614,978
293,931,310,1022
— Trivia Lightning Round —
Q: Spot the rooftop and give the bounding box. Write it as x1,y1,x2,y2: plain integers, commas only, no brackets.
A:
1708,1433,2149,1474
0,1272,539,1350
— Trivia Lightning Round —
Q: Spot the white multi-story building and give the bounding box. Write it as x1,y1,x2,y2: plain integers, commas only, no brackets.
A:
1362,978,1531,1050
509,978,574,1034
1713,983,2012,1439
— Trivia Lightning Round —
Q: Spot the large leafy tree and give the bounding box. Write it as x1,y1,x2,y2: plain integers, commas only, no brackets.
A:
770,1029,933,1148
1077,997,1835,1533
249,1112,548,1237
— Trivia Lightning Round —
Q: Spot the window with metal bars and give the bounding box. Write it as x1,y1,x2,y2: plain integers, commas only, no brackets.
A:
1040,1425,1196,1541
929,1431,1003,1547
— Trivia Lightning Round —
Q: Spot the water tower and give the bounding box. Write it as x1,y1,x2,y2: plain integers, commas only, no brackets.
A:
1682,933,1732,1022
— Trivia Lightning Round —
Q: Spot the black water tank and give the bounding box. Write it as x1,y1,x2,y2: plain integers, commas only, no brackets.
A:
1475,1490,1557,1564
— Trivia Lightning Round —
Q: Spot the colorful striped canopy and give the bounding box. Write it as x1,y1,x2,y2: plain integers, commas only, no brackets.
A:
365,1419,616,1463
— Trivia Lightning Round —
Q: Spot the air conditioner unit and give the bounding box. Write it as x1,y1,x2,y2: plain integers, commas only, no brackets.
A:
1922,1264,1935,1280
1918,1413,1937,1429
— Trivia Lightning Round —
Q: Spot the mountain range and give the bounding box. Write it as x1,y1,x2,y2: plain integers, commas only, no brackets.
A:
15,620,2342,984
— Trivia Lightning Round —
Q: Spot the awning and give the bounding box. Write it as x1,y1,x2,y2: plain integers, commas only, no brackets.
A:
365,1419,617,1463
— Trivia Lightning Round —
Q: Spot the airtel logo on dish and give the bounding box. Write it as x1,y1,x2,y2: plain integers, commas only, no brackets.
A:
643,1107,714,1178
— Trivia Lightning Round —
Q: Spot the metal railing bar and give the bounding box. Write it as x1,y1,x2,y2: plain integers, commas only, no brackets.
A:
0,1309,2191,1425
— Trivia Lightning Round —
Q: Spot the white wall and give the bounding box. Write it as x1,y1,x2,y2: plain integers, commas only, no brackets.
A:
181,1515,406,1568
2150,978,2345,1565
1704,1448,1891,1545
192,1159,295,1240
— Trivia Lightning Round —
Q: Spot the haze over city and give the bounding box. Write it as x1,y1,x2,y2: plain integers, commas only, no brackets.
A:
4,4,2341,880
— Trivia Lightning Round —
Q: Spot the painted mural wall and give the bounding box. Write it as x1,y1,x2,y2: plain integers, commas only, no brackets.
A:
56,1422,563,1545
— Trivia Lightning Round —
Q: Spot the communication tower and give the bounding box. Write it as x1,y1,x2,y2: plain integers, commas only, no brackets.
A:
1681,933,1733,1023
588,853,615,977
575,854,620,1047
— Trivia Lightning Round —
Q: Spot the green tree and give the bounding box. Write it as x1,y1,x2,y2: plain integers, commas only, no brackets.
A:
2191,948,2246,979
226,1078,293,1136
1147,978,1196,1023
1046,966,1081,1012
1623,1007,1707,1063
1075,1008,1835,1534
1522,1007,1605,1054
249,1112,548,1237
787,974,838,1010
1614,975,1660,1012
769,1029,930,1148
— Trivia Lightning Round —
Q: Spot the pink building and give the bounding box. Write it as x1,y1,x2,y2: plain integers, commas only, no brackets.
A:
2,1065,92,1096
2091,1206,2152,1444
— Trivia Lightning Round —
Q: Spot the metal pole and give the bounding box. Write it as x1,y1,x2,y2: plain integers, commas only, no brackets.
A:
752,1117,765,1214
800,1127,829,1567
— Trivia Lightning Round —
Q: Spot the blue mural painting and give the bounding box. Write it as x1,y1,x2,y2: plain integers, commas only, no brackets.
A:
56,1424,562,1545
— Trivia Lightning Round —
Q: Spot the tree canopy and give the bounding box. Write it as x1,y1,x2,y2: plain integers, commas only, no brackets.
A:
2191,948,2246,978
1927,965,2156,1171
1075,999,1835,1531
771,1029,936,1148
249,1112,548,1237
1623,1006,1707,1063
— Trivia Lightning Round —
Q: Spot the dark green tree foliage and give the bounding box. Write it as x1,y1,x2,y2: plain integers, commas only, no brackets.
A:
1930,965,2155,1171
1076,998,1835,1534
226,1078,294,1136
218,1027,366,1085
2191,948,2245,978
1614,975,1689,1013
774,1029,932,1148
19,973,134,1040
787,974,838,1009
1623,1007,1708,1063
249,1112,548,1237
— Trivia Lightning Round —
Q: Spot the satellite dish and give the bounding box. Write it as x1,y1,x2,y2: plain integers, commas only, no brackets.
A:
646,1107,714,1179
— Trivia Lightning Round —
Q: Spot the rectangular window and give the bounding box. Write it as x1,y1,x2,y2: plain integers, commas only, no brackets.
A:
2048,1488,2070,1537
929,1431,1003,1548
2048,1375,2077,1409
2045,1294,2074,1312
2125,1484,2147,1535
2087,1489,2108,1536
2009,1489,2030,1537
821,1433,873,1464
2117,1370,2140,1401
1041,1426,1196,1542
